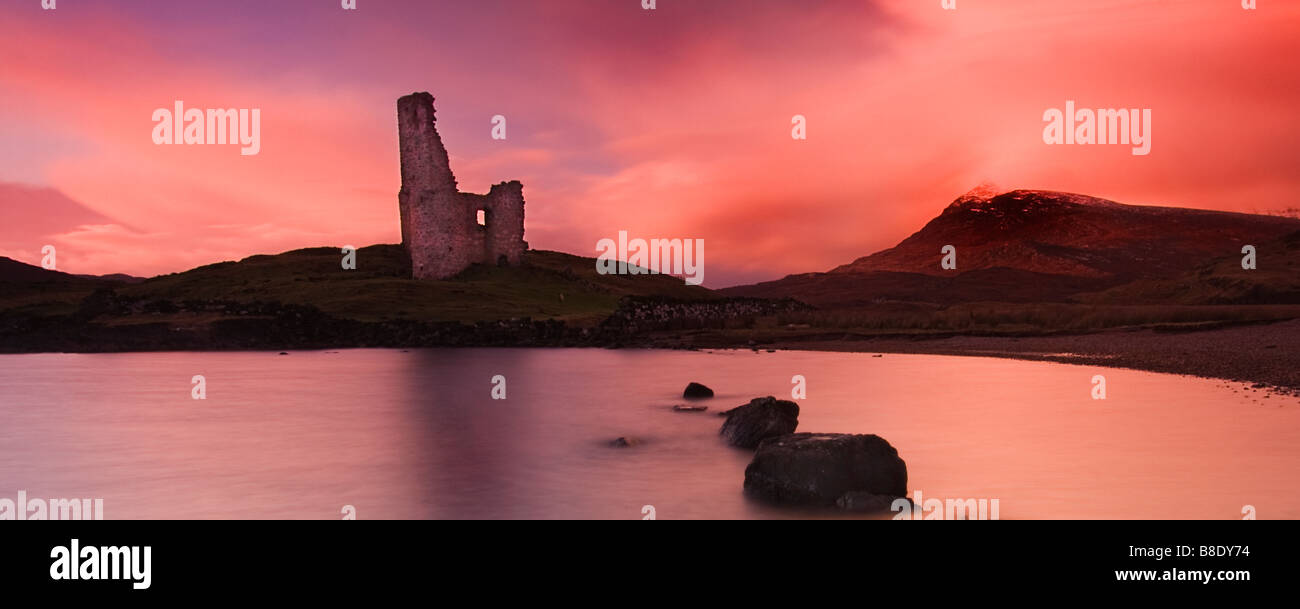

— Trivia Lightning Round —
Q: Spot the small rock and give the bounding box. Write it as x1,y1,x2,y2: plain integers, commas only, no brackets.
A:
673,404,708,412
719,396,799,449
609,437,641,448
683,382,714,399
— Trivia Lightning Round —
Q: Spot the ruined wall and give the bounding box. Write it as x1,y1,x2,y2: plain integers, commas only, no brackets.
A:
457,192,489,267
397,92,527,280
397,92,455,248
483,181,526,267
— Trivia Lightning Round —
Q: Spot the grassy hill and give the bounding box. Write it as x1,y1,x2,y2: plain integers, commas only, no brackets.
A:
1,245,715,326
0,257,116,317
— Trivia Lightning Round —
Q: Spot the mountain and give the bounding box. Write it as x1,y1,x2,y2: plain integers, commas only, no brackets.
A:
723,188,1300,307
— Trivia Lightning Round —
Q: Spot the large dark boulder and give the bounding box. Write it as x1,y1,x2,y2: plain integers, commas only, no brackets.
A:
683,382,714,398
744,433,907,509
719,396,799,449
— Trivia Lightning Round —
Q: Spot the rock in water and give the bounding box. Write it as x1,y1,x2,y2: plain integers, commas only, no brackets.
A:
719,396,799,448
673,404,708,412
683,382,714,398
744,433,907,509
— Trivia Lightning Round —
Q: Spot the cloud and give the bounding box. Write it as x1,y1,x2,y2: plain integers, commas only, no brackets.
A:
0,0,1297,286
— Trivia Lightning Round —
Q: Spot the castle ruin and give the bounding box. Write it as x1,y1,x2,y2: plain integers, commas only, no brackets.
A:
397,92,526,280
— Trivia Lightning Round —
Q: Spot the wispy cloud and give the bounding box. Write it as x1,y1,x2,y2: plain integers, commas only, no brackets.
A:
1,0,1297,285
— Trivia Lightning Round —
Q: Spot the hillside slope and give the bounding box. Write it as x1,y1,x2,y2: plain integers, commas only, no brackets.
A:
1,245,715,325
1081,229,1300,305
0,257,127,316
724,188,1300,306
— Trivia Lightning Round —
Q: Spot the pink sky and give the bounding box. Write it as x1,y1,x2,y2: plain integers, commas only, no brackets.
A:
1,0,1297,286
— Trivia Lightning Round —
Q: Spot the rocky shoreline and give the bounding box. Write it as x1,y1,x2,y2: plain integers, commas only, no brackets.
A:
770,318,1300,396
2,287,1296,398
0,293,803,353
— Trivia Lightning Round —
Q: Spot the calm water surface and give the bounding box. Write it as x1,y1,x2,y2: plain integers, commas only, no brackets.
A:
1,348,1296,519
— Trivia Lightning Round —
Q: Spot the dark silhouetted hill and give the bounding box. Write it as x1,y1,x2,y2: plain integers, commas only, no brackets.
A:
723,188,1300,307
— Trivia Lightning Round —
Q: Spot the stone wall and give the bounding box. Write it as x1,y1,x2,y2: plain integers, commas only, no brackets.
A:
396,92,526,280
484,181,526,267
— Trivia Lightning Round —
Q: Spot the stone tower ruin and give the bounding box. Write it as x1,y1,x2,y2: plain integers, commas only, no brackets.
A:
397,92,526,280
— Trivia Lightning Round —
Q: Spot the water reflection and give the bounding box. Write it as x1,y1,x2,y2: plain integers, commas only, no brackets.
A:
0,349,1295,519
